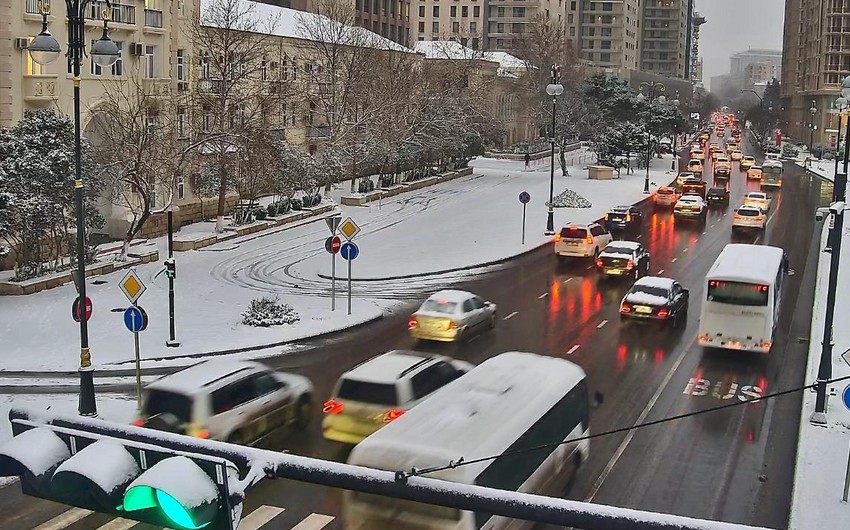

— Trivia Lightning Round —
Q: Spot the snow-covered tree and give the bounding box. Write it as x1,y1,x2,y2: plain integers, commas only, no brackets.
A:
592,121,649,169
584,73,644,124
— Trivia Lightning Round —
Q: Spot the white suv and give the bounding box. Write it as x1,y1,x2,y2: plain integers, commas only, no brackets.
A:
322,351,473,445
554,222,613,260
136,360,314,445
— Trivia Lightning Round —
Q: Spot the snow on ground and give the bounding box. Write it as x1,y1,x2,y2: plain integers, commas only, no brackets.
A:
789,220,850,528
0,150,677,372
794,156,837,183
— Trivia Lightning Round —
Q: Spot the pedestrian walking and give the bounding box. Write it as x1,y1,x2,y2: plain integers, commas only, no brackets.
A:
524,151,531,170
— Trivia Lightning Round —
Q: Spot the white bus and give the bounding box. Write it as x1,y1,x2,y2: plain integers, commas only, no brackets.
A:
698,244,788,353
761,160,783,188
344,352,590,530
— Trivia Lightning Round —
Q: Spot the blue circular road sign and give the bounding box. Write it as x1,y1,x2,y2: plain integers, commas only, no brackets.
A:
123,306,148,333
843,384,850,411
340,242,359,261
519,191,531,204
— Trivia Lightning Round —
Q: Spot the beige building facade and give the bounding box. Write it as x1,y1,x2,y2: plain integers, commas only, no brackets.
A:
639,0,688,78
578,0,640,72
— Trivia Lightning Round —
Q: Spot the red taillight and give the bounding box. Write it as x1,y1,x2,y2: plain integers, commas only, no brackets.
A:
448,320,458,330
586,235,593,244
621,303,631,313
554,234,561,242
625,260,635,270
596,258,604,267
323,399,345,414
132,419,145,427
382,409,406,423
657,308,670,318
408,317,419,330
195,430,210,439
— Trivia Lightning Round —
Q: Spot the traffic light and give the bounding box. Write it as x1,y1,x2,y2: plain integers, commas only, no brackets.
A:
164,257,176,279
0,412,241,530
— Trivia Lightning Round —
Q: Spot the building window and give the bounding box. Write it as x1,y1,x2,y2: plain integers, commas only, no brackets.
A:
473,5,480,17
497,23,505,32
603,2,612,11
450,5,456,16
453,21,459,32
496,38,504,48
497,7,505,17
512,7,525,17
419,21,425,32
570,26,575,36
469,21,477,33
201,50,210,78
177,107,187,138
461,5,467,17
176,49,185,82
600,52,611,62
460,37,468,46
177,177,185,200
432,21,439,32
568,13,573,23
144,45,155,78
202,105,212,132
472,37,479,49
432,5,439,16
418,4,424,16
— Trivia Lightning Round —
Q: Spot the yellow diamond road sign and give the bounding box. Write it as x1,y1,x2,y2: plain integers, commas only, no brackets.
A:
120,268,146,304
339,217,361,240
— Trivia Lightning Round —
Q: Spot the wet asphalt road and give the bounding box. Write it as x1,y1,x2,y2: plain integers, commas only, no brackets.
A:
0,133,830,530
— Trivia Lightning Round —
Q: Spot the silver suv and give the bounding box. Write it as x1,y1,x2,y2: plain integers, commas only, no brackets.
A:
322,351,473,445
136,360,313,445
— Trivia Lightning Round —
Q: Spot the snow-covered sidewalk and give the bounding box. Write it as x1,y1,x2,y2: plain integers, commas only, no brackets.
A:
0,152,678,372
789,218,850,528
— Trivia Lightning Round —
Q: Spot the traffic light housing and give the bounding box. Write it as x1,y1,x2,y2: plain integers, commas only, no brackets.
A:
0,412,241,530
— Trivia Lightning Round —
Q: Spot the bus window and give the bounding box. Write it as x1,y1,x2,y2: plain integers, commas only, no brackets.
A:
707,280,769,306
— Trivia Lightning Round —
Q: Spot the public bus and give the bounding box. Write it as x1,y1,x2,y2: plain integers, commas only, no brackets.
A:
344,352,591,530
698,244,788,353
761,160,783,188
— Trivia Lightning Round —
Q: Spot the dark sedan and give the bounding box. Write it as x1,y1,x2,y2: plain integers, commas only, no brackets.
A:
604,205,643,232
595,241,650,280
706,187,730,207
619,276,689,328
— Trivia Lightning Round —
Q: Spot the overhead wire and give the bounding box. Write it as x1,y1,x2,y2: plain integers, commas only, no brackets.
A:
397,373,850,480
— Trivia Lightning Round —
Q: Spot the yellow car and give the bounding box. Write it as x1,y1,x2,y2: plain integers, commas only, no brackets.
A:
726,142,738,154
747,165,763,180
730,150,743,161
687,159,704,173
691,149,705,160
740,156,756,169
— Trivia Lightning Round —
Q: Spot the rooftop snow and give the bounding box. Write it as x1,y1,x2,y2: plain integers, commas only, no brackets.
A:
146,360,266,393
343,351,430,383
634,276,676,289
413,41,526,70
707,244,785,285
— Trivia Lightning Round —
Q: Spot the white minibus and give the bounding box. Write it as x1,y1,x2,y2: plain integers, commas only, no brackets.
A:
698,244,787,353
344,351,590,530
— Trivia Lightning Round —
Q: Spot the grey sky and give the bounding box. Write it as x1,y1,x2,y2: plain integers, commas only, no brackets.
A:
695,0,785,82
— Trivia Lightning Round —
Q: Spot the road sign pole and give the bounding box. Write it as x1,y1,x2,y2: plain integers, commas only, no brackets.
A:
522,203,527,245
166,208,179,348
134,325,141,411
331,252,336,311
347,257,352,316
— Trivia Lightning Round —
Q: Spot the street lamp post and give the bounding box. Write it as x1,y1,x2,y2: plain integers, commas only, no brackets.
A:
545,65,564,235
671,90,680,171
810,99,818,155
832,96,847,181
636,82,667,194
28,0,120,417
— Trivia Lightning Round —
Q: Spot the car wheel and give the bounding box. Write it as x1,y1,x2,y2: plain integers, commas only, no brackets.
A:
294,395,312,429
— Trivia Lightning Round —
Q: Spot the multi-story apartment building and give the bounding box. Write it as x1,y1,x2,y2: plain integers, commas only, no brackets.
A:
781,0,850,147
355,0,411,46
744,61,776,86
577,0,641,72
731,48,782,78
639,0,689,79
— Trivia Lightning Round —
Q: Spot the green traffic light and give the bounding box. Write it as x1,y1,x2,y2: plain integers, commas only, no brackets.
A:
123,485,211,530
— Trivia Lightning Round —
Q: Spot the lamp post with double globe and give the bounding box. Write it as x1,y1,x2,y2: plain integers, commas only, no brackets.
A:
27,0,121,416
636,82,667,194
545,65,564,235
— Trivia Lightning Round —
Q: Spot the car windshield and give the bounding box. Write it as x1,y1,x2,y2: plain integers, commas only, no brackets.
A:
737,208,760,217
560,227,587,239
604,245,636,255
421,300,458,314
658,188,675,195
631,285,670,298
708,188,725,195
336,379,399,406
143,390,193,424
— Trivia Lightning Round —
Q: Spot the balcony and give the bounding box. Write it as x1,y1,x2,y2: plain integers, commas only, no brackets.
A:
23,75,59,102
142,78,171,97
87,1,136,25
25,0,39,15
307,125,331,138
144,9,162,28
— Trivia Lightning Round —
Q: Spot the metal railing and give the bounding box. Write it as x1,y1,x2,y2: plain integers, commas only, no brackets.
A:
144,9,162,27
25,0,39,15
88,1,135,24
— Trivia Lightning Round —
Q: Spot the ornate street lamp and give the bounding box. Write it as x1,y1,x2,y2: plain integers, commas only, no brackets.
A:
636,81,666,193
544,65,564,235
28,0,120,417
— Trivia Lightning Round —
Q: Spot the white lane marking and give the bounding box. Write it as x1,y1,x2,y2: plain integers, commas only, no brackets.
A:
683,248,689,253
672,257,678,262
238,506,286,530
538,292,549,299
467,333,481,343
658,269,665,274
702,231,707,235
585,336,693,502
34,509,92,530
503,311,518,320
567,344,580,355
636,234,642,239
711,224,716,228
290,514,335,530
597,320,608,329
95,518,137,530
563,277,573,284
586,265,594,270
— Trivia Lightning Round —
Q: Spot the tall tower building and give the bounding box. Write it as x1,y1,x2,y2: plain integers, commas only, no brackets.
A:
577,0,642,71
639,0,690,79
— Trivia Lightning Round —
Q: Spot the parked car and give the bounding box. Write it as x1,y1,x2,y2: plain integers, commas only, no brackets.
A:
747,166,764,180
681,176,707,198
322,351,473,445
554,222,612,260
408,290,497,343
687,159,704,173
619,276,690,328
604,205,643,232
705,187,730,207
743,191,772,213
740,156,756,169
673,195,708,223
654,186,681,208
136,360,314,444
596,241,650,280
732,205,766,232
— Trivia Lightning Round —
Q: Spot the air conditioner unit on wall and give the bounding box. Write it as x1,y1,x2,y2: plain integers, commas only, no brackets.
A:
15,37,29,50
131,43,145,56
